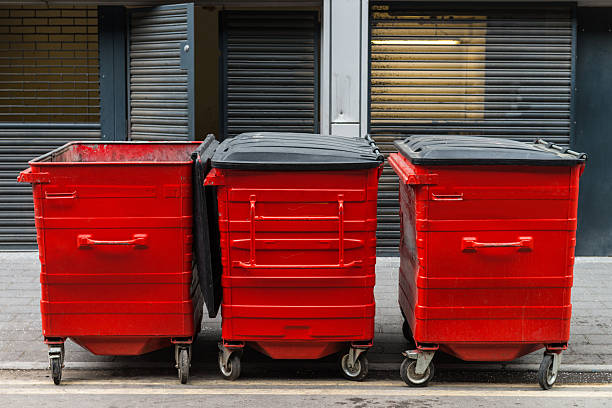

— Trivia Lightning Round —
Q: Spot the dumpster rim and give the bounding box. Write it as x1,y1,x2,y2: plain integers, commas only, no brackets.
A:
28,141,203,166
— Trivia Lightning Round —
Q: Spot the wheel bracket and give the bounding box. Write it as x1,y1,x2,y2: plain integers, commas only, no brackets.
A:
547,351,562,377
175,344,191,369
48,344,65,368
403,349,435,375
218,343,235,372
346,347,366,370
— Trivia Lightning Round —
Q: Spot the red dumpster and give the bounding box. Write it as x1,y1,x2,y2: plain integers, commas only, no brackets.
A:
18,137,218,385
388,136,586,389
204,132,383,381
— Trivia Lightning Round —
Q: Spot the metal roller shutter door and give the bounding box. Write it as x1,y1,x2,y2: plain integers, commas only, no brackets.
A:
0,125,100,249
369,3,574,254
128,4,194,141
221,11,319,138
0,6,100,249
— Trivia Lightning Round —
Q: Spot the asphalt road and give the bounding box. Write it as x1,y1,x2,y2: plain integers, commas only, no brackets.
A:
1,370,611,408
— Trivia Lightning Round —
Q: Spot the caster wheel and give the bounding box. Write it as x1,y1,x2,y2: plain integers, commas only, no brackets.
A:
178,348,190,384
402,320,416,348
340,352,369,381
400,358,434,387
219,351,241,381
50,358,62,385
538,354,557,390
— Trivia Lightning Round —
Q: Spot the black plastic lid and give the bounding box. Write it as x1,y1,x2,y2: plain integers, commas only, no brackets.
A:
395,135,587,166
212,132,384,170
191,135,222,318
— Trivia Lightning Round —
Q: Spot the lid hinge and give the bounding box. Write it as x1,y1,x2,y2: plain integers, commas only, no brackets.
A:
365,133,384,163
535,139,588,160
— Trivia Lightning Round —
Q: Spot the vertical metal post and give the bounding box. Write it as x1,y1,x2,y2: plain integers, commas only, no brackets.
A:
365,0,372,139
99,6,127,141
314,11,321,134
329,0,362,137
360,0,369,138
569,3,578,148
320,0,331,135
186,3,195,140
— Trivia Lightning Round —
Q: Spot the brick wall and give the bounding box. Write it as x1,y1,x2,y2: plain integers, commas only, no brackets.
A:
0,5,99,123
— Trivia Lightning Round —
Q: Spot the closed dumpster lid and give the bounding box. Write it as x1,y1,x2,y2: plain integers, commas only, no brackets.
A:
212,132,384,170
395,135,587,166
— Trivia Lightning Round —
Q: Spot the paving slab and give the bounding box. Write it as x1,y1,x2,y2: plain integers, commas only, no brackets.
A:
0,252,610,372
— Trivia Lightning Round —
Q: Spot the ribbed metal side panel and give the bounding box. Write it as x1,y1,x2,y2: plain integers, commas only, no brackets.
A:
369,3,574,255
128,4,193,141
221,11,319,138
0,6,100,249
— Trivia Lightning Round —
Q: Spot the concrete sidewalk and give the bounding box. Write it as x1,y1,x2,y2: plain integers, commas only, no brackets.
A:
0,253,610,372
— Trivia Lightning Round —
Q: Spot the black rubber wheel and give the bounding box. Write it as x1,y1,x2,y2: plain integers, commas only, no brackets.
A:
51,358,62,385
178,348,190,384
219,351,241,381
340,352,369,381
538,354,557,390
400,358,434,387
402,320,416,348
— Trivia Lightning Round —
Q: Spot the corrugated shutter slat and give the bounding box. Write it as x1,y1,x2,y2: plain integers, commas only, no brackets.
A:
221,11,319,138
128,4,193,141
369,3,574,255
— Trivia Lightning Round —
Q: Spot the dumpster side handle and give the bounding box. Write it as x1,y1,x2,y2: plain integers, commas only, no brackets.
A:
45,191,77,200
235,193,357,270
462,236,533,252
77,234,148,249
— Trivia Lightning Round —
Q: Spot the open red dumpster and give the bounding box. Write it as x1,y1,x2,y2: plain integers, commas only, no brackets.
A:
388,135,587,390
204,132,383,381
18,136,218,385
